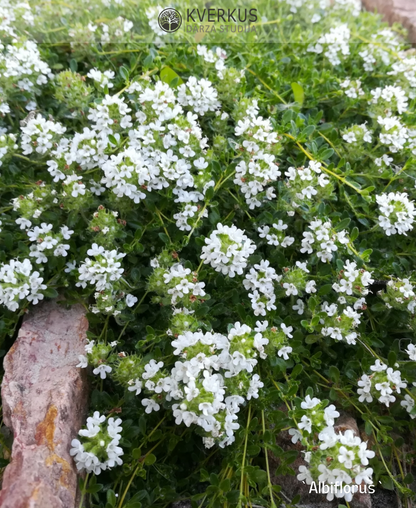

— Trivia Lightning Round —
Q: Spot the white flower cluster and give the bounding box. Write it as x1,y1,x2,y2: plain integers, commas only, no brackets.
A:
87,94,133,135
388,55,416,98
27,223,73,263
376,192,416,236
177,77,220,116
21,114,66,155
0,258,46,311
285,160,331,202
319,301,363,345
307,24,351,66
369,85,408,115
0,1,34,38
76,243,125,291
377,116,412,153
87,68,115,89
0,38,51,111
342,123,372,145
128,321,284,447
70,412,123,474
332,260,374,297
258,220,294,248
357,360,407,406
200,224,256,277
145,5,165,37
77,338,114,378
380,278,416,313
0,133,17,166
292,395,375,503
340,78,364,99
359,28,399,72
301,219,349,262
197,44,227,79
233,100,281,208
243,260,281,316
163,264,206,305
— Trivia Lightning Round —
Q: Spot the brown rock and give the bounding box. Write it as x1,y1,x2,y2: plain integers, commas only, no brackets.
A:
270,413,371,508
362,0,416,43
0,300,89,508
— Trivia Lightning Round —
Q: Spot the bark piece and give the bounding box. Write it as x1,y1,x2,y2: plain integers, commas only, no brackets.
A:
0,300,89,508
362,0,416,43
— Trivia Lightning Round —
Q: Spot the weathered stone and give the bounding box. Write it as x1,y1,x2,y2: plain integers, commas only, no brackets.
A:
362,0,416,43
270,414,371,508
0,300,89,508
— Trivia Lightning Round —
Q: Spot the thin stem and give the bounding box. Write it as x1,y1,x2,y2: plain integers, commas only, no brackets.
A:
245,68,287,105
238,404,252,508
261,410,276,508
78,472,89,508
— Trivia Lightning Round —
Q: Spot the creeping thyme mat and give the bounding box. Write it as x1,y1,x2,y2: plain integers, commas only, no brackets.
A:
0,0,416,506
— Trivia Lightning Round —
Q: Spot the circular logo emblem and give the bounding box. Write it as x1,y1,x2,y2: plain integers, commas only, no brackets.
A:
158,8,182,33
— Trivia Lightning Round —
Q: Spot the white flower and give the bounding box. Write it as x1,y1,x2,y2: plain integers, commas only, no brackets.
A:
301,395,320,409
142,398,160,414
76,355,88,368
298,415,312,433
406,344,416,361
125,294,138,307
324,404,340,426
93,364,112,379
128,379,143,395
288,428,302,444
338,446,355,469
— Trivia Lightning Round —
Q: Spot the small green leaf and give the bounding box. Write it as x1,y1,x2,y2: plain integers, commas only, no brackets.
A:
158,232,170,244
335,218,350,231
107,490,117,507
291,82,304,105
43,288,59,299
361,248,373,261
350,226,359,241
69,58,77,72
328,365,340,383
320,148,334,160
119,66,129,80
160,66,183,87
144,453,156,466
143,54,153,67
291,364,303,378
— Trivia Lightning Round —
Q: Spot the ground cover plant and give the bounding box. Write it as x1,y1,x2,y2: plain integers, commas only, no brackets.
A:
0,0,416,506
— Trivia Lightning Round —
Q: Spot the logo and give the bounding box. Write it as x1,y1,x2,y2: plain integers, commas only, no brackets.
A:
158,8,182,33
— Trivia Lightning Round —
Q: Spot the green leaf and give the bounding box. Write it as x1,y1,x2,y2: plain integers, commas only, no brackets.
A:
361,249,373,261
132,447,142,459
143,54,153,67
328,365,340,383
291,82,304,106
388,351,397,367
119,66,129,80
350,226,359,241
160,66,183,87
320,148,334,160
291,364,303,378
106,490,117,507
318,284,333,295
335,218,350,231
158,232,170,244
87,483,103,494
43,288,59,299
380,475,394,490
144,453,156,465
